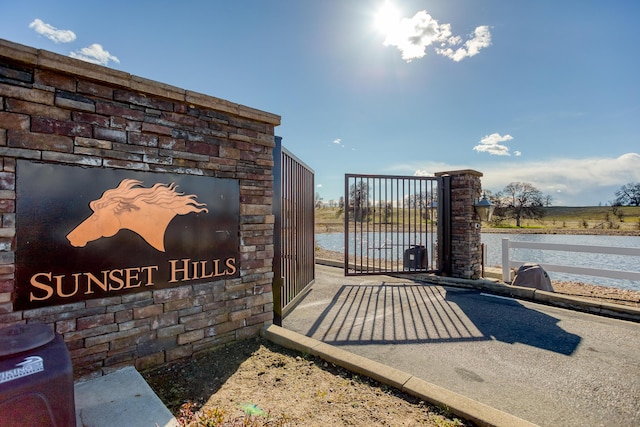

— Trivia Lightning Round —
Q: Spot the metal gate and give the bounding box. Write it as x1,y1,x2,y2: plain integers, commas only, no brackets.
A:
344,174,450,276
273,137,315,325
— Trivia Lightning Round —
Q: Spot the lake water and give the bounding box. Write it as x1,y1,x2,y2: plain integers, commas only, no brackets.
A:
315,232,640,291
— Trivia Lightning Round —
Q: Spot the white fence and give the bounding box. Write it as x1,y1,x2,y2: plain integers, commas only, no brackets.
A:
501,238,640,283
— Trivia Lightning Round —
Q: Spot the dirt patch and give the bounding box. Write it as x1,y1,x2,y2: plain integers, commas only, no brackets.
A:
143,337,471,426
550,281,640,308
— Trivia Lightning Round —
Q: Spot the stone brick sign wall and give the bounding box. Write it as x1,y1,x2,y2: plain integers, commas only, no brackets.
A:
436,169,484,280
0,39,280,377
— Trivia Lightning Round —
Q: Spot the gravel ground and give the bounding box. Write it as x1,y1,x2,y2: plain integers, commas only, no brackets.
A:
549,280,639,308
144,338,471,427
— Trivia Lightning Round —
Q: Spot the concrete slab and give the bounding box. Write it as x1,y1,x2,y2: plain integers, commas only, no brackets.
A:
283,263,640,426
74,366,177,427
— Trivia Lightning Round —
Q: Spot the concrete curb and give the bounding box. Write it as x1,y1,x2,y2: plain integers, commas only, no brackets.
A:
316,259,640,323
261,325,539,427
409,273,640,323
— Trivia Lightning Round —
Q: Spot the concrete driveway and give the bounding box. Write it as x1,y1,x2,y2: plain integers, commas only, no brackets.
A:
283,264,640,427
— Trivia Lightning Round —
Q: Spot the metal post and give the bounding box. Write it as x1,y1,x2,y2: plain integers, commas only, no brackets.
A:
438,175,452,275
502,238,511,283
272,136,283,326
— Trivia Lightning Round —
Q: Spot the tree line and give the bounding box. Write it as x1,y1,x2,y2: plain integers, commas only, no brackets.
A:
319,180,639,227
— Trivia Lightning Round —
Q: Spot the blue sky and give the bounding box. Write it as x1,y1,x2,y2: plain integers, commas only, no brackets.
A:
2,1,639,206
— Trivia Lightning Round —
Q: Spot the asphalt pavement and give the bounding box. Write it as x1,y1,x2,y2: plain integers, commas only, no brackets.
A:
282,264,640,427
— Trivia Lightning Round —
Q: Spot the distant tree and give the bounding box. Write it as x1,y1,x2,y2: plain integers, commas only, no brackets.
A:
406,192,425,209
404,191,437,221
614,182,640,206
315,192,323,209
382,201,393,223
336,196,345,217
349,181,370,222
492,182,548,227
610,204,624,222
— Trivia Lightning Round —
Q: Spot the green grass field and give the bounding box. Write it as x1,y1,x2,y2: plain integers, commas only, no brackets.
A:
315,206,640,232
520,206,640,231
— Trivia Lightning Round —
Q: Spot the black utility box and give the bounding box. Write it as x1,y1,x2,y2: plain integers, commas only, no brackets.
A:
403,245,427,270
0,323,75,427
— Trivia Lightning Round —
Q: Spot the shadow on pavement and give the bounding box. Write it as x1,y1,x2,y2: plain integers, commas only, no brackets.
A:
446,289,582,355
305,283,581,355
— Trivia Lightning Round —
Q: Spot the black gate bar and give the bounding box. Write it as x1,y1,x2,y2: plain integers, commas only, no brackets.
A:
273,137,315,325
344,174,443,276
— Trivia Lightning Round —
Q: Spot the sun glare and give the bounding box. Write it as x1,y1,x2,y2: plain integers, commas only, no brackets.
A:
374,1,401,35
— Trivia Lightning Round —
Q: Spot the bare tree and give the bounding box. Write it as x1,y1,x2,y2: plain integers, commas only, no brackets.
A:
404,191,437,221
614,182,640,206
382,201,393,223
405,193,425,209
493,182,547,227
349,181,370,222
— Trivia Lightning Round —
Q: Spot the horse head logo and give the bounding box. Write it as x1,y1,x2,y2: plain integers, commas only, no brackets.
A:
66,179,208,252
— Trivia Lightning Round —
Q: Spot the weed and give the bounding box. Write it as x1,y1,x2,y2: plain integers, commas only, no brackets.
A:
428,403,470,427
177,402,225,426
176,401,291,427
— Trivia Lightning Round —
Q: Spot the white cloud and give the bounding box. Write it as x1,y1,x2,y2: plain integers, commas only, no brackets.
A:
435,26,492,62
392,153,640,206
473,133,514,156
331,138,355,151
29,19,76,43
381,9,490,62
477,153,640,206
317,184,323,188
70,44,120,66
28,18,120,67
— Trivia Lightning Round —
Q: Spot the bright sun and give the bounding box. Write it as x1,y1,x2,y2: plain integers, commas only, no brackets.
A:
374,1,401,34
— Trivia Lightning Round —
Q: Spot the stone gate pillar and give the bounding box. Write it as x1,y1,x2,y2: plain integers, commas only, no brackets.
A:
435,169,484,280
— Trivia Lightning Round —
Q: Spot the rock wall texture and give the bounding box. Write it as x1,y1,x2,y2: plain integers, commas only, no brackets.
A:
0,39,280,378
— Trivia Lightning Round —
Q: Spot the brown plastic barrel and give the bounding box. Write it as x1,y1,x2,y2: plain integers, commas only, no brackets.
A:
0,323,75,427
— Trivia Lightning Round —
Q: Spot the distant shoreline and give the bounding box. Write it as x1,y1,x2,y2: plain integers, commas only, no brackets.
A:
315,206,640,236
481,227,640,237
316,225,640,237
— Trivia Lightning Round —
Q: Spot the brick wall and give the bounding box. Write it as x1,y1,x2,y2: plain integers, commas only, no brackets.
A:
0,39,280,378
437,170,484,280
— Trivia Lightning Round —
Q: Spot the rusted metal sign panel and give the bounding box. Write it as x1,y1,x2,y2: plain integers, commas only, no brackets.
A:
15,160,239,309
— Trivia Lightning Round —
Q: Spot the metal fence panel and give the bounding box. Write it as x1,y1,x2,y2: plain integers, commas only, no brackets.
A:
345,174,442,276
273,137,315,324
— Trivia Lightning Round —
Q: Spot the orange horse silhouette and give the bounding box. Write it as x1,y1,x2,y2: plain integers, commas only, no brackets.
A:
66,179,208,252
